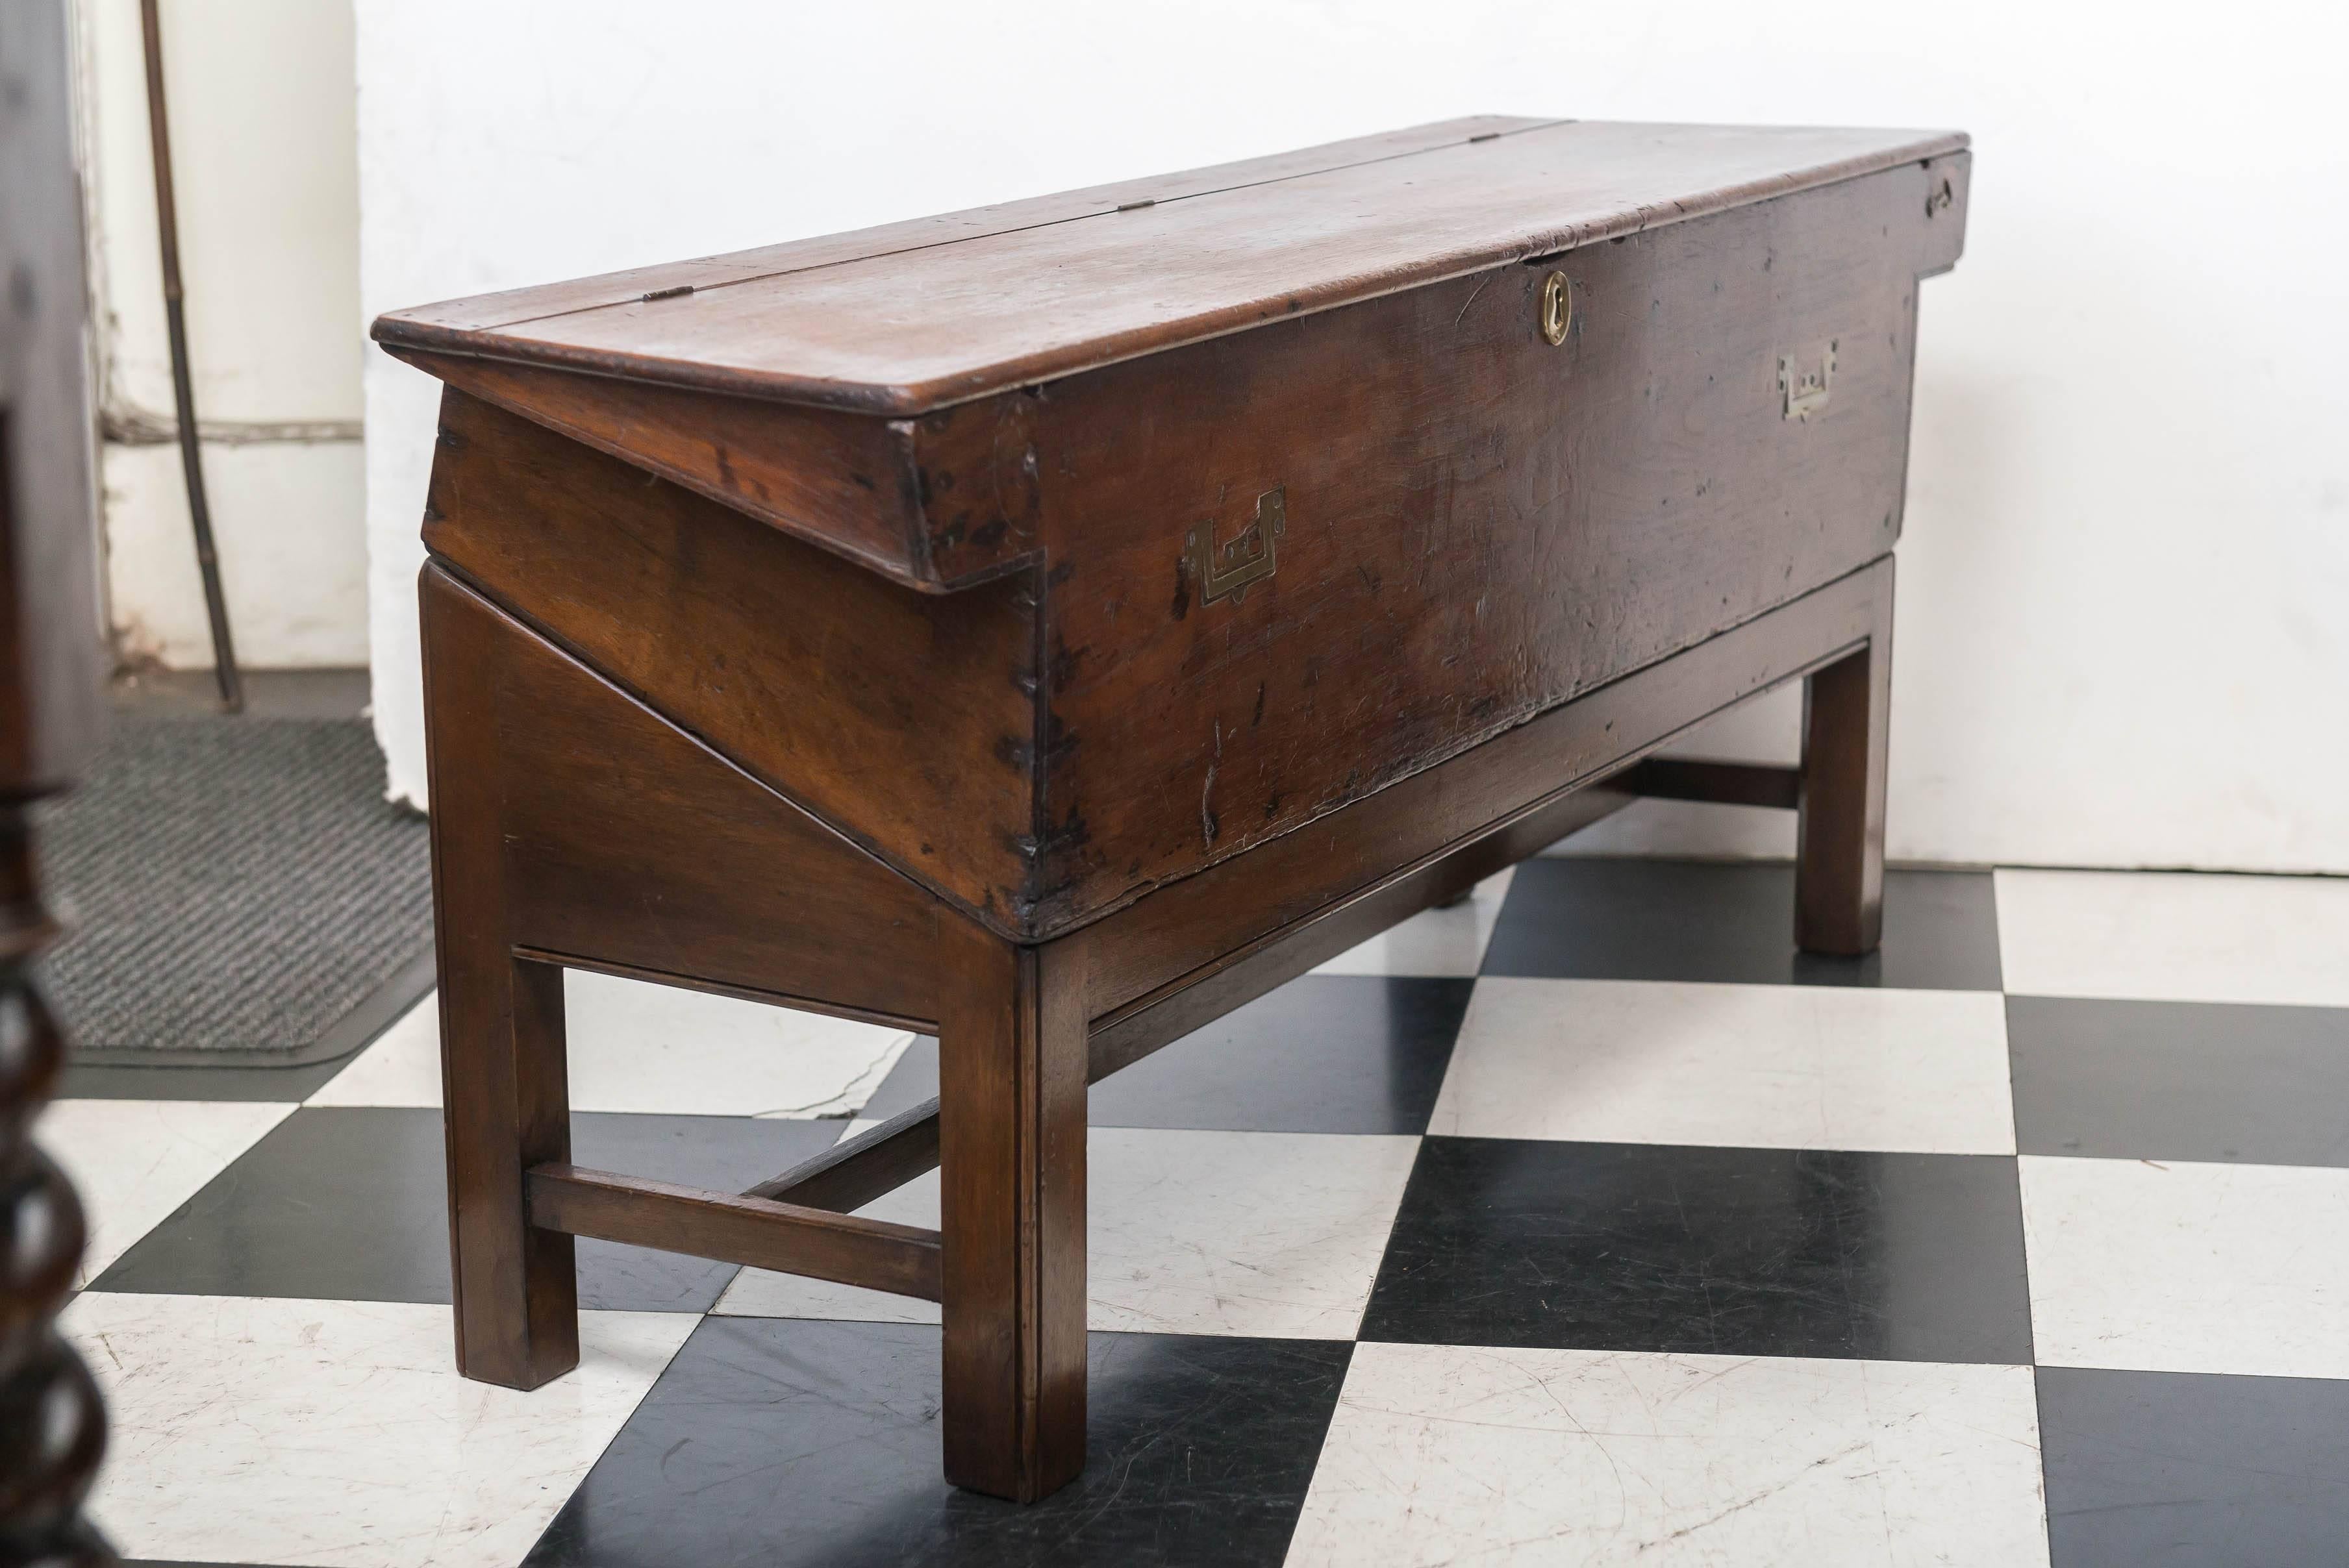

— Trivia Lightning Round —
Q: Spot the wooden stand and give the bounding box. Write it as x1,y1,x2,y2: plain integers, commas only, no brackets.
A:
383,118,1965,1502
417,551,1892,1500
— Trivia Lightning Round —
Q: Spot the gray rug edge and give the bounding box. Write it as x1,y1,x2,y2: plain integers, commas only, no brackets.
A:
64,943,435,1071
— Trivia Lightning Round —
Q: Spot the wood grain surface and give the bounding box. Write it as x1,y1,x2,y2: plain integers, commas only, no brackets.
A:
997,162,1946,931
422,561,944,1026
936,921,1088,1501
387,117,1544,339
527,1165,943,1301
420,395,1032,932
412,151,1962,940
421,567,581,1392
375,120,1965,415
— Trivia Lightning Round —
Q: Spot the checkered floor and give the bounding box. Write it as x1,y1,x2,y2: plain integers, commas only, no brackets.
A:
48,858,2349,1567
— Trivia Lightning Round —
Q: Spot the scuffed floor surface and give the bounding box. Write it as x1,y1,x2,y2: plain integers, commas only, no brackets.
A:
48,859,2349,1566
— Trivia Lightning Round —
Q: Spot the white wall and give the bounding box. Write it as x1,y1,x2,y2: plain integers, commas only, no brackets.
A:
79,0,366,669
357,0,2349,873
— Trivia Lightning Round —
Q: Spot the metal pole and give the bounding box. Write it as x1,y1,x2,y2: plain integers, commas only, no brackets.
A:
139,0,242,712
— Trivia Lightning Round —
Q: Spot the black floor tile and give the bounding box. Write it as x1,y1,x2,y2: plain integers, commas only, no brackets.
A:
1361,1136,2033,1363
89,1106,839,1311
857,1033,940,1122
2010,997,2349,1167
2040,1365,2349,1567
861,977,1472,1134
1093,977,1468,1133
1481,858,2002,989
525,1319,1350,1568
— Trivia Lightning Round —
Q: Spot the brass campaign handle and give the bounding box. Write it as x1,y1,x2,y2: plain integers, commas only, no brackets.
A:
1186,488,1287,606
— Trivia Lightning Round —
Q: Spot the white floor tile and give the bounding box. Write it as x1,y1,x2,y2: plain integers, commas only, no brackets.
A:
303,994,438,1106
1286,1343,2048,1567
66,1293,693,1568
1313,869,1513,977
1431,978,2015,1154
717,1126,1419,1339
42,1099,295,1284
2021,1153,2349,1379
308,971,913,1117
1995,867,2349,1006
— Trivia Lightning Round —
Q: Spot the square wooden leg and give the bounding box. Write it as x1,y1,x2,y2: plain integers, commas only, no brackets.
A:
936,919,1088,1502
1794,562,1894,956
422,568,580,1389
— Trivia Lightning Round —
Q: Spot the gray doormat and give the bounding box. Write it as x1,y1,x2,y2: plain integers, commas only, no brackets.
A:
41,715,435,1067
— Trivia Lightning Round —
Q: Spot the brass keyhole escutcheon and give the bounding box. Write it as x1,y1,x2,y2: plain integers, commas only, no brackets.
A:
1539,271,1572,345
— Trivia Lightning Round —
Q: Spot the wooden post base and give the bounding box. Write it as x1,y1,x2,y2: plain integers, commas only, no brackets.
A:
1796,556,1894,957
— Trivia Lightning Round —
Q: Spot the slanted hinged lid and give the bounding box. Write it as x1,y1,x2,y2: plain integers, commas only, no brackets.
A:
374,117,1967,417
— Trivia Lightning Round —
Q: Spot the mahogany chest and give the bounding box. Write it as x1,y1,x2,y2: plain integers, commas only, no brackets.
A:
377,116,1969,1502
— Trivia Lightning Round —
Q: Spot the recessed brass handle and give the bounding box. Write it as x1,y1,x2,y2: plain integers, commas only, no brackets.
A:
1777,342,1837,421
1539,271,1572,346
1186,488,1286,606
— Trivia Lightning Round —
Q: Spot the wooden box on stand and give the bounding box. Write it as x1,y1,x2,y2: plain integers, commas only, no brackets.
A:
375,116,1968,1501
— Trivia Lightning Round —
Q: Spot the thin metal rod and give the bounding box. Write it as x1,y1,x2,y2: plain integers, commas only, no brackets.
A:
140,0,242,712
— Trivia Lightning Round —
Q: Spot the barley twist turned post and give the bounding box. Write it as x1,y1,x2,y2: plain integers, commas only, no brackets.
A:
0,832,111,1566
